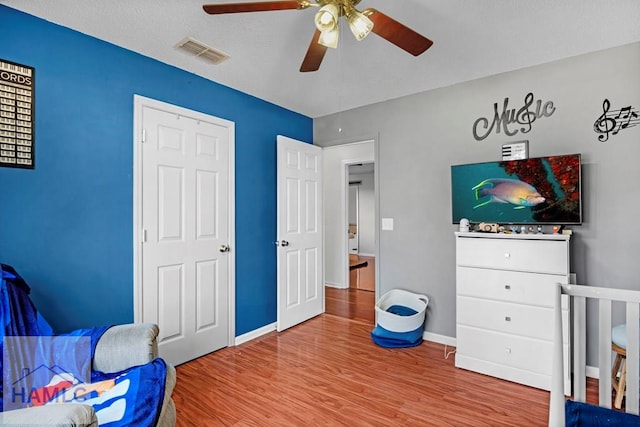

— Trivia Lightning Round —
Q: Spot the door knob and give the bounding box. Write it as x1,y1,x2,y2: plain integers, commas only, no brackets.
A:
219,244,230,253
280,240,290,247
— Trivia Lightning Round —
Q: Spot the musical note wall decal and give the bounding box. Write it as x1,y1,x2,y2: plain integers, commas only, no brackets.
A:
593,99,639,142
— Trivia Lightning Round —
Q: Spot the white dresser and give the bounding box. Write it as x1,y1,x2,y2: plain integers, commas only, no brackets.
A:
455,232,571,394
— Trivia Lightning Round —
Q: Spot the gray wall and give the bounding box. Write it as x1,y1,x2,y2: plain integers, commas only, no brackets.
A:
314,42,640,362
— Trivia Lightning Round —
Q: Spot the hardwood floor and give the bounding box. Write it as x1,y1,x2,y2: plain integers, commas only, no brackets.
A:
173,288,604,426
349,255,375,292
174,303,549,425
325,286,375,324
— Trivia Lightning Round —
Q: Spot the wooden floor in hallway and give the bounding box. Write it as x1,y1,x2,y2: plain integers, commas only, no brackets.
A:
325,286,376,324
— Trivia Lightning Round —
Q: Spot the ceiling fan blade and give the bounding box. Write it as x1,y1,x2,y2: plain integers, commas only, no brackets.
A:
203,1,306,14
300,30,328,72
363,8,433,56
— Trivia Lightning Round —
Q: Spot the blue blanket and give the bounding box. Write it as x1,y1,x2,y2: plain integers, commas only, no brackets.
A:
1,264,166,426
29,358,168,426
565,400,640,426
371,324,424,348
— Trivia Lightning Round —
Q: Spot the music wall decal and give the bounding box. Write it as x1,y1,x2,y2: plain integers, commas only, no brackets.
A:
593,99,639,142
472,92,556,141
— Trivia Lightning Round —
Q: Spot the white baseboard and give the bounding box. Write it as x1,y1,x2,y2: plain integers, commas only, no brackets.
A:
586,365,599,379
423,331,457,347
357,253,375,258
234,322,276,346
325,282,347,289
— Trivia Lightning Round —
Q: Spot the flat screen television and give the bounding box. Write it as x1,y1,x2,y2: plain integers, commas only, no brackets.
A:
451,153,582,225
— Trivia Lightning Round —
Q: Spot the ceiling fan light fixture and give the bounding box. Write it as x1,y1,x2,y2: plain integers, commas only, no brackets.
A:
318,26,339,49
345,7,373,41
314,3,339,32
201,1,434,73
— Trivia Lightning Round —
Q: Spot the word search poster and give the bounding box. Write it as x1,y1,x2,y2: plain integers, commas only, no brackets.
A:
0,58,34,169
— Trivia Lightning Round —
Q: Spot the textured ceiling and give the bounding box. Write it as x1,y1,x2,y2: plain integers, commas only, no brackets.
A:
4,0,640,118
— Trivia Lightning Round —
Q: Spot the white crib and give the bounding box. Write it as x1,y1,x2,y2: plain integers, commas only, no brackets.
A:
549,283,640,426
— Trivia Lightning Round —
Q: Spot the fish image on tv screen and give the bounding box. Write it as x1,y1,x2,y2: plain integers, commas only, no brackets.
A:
451,154,582,224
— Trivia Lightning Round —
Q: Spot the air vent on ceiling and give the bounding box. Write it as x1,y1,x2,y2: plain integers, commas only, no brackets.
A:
175,37,230,65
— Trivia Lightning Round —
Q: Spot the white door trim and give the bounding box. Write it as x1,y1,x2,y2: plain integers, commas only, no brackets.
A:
132,94,236,345
321,140,377,293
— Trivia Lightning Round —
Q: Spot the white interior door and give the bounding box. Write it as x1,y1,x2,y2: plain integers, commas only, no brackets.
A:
134,96,235,366
276,135,323,332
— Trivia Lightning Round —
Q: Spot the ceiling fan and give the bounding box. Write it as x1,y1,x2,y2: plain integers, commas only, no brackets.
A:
202,0,433,72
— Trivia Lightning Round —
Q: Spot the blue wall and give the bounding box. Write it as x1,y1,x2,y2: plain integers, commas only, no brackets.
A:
0,6,313,335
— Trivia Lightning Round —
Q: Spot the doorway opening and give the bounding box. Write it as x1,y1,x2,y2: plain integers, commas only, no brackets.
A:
347,162,375,293
325,155,377,324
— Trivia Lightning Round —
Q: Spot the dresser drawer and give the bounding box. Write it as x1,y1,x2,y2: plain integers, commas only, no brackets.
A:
457,296,569,342
456,236,568,274
457,266,566,307
457,325,552,376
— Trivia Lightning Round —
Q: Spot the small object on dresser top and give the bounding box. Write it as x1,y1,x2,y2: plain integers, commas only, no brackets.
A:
478,222,499,233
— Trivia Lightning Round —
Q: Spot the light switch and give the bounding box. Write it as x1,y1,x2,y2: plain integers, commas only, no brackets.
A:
381,218,394,231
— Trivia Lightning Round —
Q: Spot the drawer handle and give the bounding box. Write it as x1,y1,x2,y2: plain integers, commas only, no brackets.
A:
504,285,511,290
505,316,511,322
